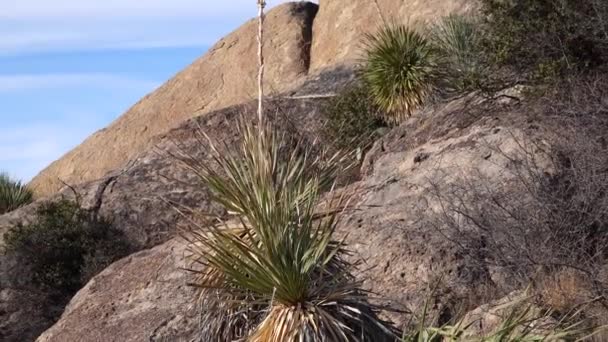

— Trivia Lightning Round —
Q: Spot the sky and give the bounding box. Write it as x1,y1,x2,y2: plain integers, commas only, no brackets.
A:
0,0,291,181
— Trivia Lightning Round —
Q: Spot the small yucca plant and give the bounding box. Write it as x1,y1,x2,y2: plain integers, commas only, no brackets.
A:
362,24,440,124
0,173,33,215
429,15,482,93
175,121,397,341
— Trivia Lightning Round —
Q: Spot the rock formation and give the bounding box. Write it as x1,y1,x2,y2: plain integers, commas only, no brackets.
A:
36,239,199,342
28,0,472,198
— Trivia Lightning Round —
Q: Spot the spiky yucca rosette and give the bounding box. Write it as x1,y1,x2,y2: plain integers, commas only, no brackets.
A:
362,25,440,124
174,121,397,341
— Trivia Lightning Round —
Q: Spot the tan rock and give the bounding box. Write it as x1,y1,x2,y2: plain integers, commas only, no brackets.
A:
309,0,474,71
29,2,318,198
35,239,200,342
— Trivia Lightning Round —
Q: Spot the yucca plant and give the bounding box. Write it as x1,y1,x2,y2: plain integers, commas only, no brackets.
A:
361,24,441,124
0,173,33,215
174,121,396,341
429,15,483,93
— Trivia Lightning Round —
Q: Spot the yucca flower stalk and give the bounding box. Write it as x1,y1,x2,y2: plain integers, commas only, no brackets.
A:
0,173,33,215
256,0,266,124
362,24,440,124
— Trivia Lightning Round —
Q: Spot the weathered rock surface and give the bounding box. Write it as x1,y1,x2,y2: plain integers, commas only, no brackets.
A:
33,95,542,340
337,95,538,325
29,2,319,198
309,0,474,71
36,239,199,342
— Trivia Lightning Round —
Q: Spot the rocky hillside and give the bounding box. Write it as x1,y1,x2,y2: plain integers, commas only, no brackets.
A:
3,0,608,341
0,87,342,341
34,93,541,342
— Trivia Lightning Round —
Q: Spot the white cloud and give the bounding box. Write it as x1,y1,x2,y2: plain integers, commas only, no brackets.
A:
0,73,160,92
0,26,221,55
0,0,288,19
0,122,96,181
0,1,297,54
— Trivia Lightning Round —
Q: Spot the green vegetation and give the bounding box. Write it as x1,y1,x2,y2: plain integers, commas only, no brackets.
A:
399,286,603,342
349,0,608,127
478,0,608,77
323,83,385,151
429,14,483,93
361,25,440,124
0,173,33,215
179,122,395,341
4,200,131,295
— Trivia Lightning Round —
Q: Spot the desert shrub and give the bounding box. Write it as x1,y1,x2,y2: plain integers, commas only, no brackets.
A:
478,0,608,78
0,173,33,215
176,121,398,341
362,25,441,124
4,200,132,295
429,14,485,93
427,75,608,317
323,83,386,150
402,295,586,341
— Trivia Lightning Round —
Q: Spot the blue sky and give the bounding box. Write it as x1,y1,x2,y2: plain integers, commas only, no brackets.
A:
0,0,290,181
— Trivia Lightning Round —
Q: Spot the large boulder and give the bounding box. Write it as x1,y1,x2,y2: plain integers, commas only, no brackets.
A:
309,0,474,71
29,2,319,198
36,239,199,342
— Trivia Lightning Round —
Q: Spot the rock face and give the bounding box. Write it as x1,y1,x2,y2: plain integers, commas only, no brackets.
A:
33,94,543,340
340,95,532,325
309,0,474,71
36,239,200,342
29,2,319,198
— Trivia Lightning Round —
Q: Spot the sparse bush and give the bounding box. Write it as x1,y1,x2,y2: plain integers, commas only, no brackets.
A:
401,295,585,341
4,200,132,295
429,15,485,93
0,173,33,215
324,83,386,150
427,75,608,322
362,25,441,124
177,121,397,341
478,0,608,78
